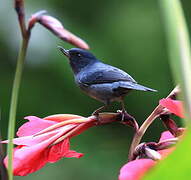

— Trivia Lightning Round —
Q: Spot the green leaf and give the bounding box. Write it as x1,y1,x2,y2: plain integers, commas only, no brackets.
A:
144,0,191,179
159,0,191,119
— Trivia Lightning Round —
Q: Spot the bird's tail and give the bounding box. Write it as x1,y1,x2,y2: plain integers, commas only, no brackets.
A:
118,82,157,92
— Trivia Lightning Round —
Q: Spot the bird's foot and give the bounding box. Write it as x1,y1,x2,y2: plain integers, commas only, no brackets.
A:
121,109,128,121
117,110,139,131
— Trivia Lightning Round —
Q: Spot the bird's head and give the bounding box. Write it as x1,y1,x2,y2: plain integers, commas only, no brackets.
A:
58,46,97,74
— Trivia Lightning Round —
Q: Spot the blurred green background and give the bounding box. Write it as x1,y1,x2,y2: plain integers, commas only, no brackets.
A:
1,0,190,179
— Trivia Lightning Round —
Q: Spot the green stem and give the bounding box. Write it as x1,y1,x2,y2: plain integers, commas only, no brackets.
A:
128,110,161,161
7,37,29,180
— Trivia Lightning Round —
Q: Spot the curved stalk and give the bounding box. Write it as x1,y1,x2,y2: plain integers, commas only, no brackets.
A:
7,37,29,180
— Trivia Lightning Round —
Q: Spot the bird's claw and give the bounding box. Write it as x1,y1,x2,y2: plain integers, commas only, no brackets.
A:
117,110,139,131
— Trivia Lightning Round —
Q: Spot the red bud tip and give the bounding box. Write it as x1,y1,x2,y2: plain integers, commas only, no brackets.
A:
28,14,89,49
28,10,47,31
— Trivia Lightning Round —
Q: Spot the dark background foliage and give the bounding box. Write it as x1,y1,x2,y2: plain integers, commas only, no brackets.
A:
1,0,190,179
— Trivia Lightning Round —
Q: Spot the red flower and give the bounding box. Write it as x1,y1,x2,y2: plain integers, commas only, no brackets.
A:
2,113,123,176
2,114,94,176
159,98,184,118
118,131,175,180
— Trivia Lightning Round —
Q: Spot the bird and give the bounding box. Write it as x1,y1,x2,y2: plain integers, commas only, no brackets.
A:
58,46,157,117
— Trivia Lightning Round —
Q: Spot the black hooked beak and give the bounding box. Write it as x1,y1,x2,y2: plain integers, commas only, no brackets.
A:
58,46,70,58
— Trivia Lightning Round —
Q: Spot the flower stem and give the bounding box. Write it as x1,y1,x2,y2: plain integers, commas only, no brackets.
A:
128,86,180,161
7,37,29,180
128,107,162,161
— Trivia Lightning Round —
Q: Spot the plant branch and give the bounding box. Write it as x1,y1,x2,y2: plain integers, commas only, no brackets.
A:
15,0,27,38
128,86,180,161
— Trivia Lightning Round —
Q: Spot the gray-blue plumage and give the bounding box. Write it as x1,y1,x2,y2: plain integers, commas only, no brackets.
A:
58,47,157,113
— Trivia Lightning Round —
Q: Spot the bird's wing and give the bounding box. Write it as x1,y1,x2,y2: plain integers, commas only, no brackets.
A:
115,81,157,92
78,64,137,85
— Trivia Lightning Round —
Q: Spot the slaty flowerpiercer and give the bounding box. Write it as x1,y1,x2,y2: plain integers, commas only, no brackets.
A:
58,47,157,116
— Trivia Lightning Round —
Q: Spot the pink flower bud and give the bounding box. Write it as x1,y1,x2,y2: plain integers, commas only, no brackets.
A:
28,12,89,49
118,131,176,180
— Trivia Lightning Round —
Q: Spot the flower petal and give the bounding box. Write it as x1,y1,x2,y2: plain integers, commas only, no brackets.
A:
4,127,73,176
44,114,85,122
17,115,84,137
159,98,184,118
15,124,76,146
64,150,84,158
159,131,175,142
118,159,156,180
4,145,48,176
2,131,59,146
157,131,175,158
17,116,56,137
47,138,83,163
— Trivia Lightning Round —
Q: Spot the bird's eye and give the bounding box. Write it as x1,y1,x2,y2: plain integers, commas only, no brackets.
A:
76,53,82,57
